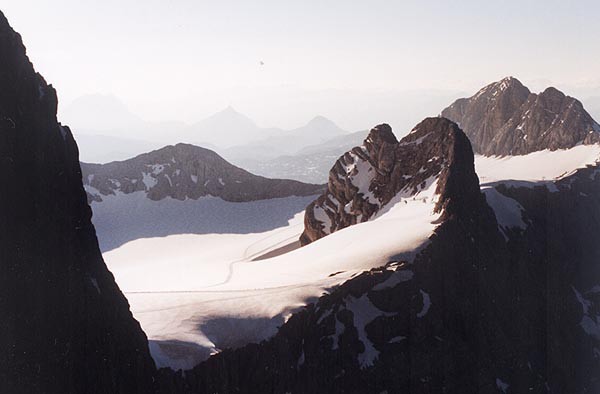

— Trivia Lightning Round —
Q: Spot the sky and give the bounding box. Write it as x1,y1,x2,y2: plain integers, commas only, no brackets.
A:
2,0,599,131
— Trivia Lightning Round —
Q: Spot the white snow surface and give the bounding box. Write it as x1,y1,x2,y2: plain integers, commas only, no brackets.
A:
92,192,315,252
344,294,394,368
416,290,431,318
476,145,600,238
103,180,442,369
475,145,600,186
92,141,600,371
573,287,600,340
481,187,527,239
496,378,510,393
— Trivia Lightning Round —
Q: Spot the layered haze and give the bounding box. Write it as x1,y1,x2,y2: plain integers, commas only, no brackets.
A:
1,0,599,138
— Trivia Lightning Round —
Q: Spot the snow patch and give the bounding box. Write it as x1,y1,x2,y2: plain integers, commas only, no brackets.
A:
84,184,101,199
482,187,527,239
573,287,600,339
373,270,414,291
142,172,158,190
330,316,345,350
496,378,509,393
150,164,165,175
476,145,600,188
417,290,431,318
313,204,332,234
388,336,406,343
89,277,101,294
345,294,394,368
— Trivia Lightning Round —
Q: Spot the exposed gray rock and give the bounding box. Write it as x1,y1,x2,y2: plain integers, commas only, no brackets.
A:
81,143,324,203
300,118,475,245
442,77,600,156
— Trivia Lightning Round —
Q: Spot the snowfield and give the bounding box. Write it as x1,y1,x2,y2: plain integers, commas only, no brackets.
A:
476,145,600,238
90,192,316,252
98,144,600,370
475,145,600,186
103,181,442,369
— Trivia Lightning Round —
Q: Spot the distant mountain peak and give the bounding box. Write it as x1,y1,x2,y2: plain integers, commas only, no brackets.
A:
306,115,334,125
61,93,145,131
442,78,600,156
473,76,530,100
208,106,255,122
220,105,242,115
289,115,346,141
81,142,323,204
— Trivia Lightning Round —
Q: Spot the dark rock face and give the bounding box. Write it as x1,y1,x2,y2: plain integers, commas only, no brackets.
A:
300,118,475,245
442,77,600,156
81,143,324,203
0,12,156,394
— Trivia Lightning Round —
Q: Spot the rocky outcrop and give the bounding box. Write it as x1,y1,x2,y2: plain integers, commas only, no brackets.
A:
82,143,324,203
300,118,476,245
156,118,600,393
157,115,515,393
0,11,156,393
442,77,600,156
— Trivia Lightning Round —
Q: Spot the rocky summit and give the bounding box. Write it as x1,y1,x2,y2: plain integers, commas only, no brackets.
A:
442,76,600,156
82,143,324,203
300,117,476,245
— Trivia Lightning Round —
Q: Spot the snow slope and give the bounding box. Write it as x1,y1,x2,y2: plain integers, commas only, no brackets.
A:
475,145,600,186
476,145,600,239
101,143,600,370
91,192,316,252
103,180,442,370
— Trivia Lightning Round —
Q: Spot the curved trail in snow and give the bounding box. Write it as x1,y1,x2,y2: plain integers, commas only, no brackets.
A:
199,223,303,289
128,282,334,314
124,222,304,294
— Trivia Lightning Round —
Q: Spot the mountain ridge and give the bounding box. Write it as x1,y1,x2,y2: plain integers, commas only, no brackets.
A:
442,76,600,156
82,142,324,204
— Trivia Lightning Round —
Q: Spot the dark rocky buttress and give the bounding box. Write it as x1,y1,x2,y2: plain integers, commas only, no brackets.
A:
0,11,157,394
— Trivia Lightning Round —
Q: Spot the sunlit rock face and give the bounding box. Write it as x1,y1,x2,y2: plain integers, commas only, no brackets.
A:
301,118,476,245
443,76,600,156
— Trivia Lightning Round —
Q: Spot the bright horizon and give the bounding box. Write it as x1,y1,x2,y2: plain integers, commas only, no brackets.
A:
2,0,600,132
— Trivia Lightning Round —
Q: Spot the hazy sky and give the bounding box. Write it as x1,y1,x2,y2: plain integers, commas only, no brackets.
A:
2,0,599,130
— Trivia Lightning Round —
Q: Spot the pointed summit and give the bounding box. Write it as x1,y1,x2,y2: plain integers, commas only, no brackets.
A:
289,115,346,139
365,123,397,145
300,118,477,244
187,106,265,148
442,78,600,155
